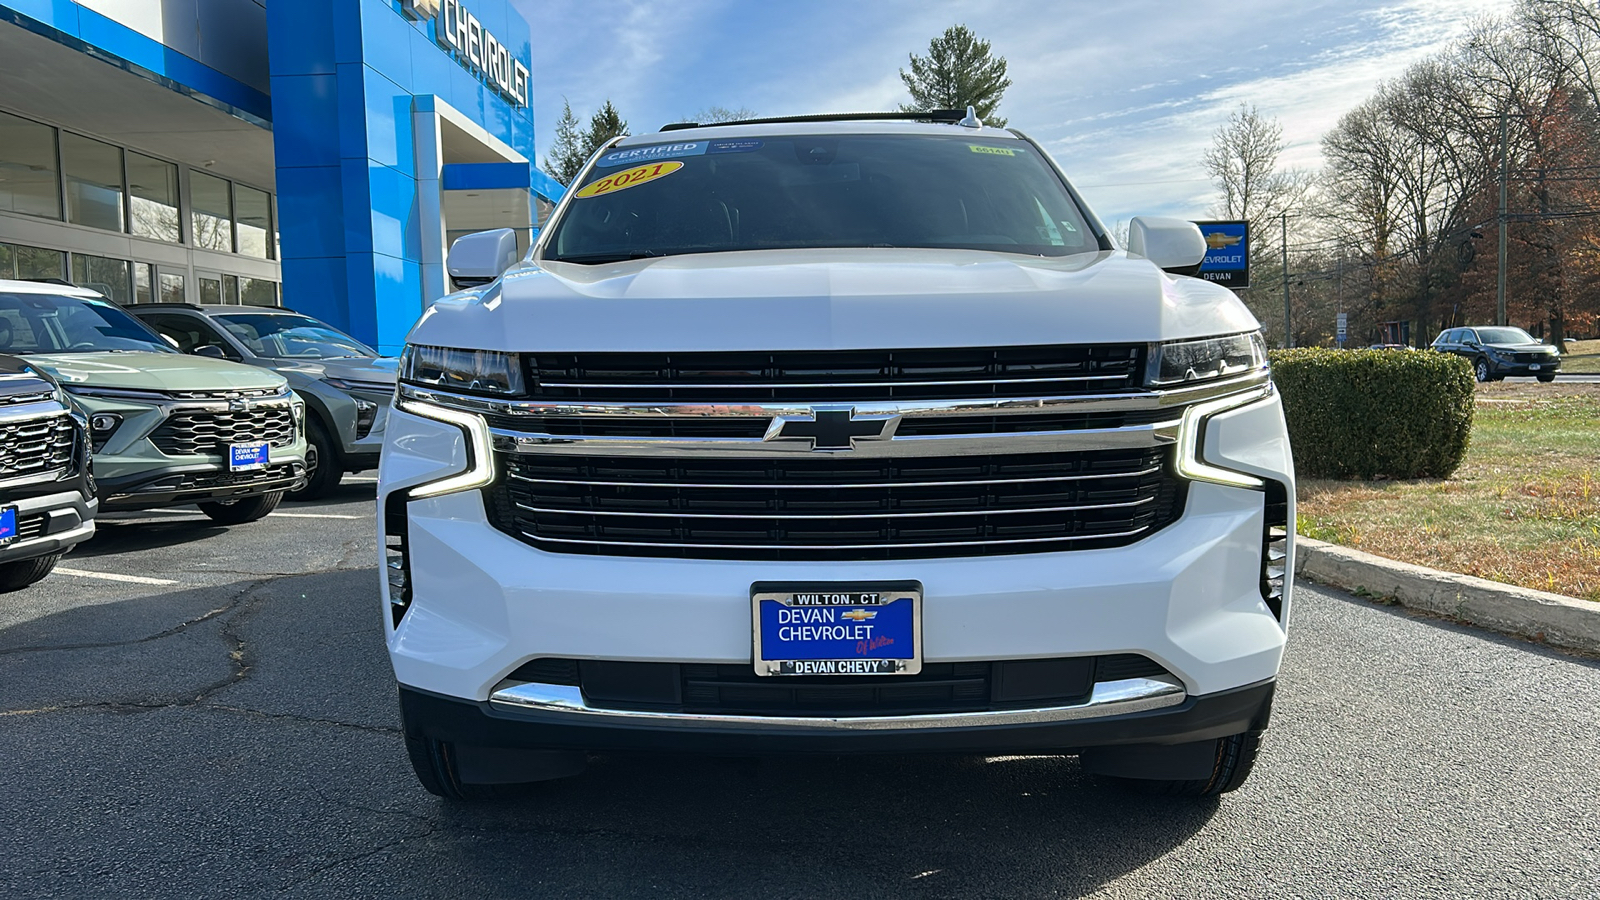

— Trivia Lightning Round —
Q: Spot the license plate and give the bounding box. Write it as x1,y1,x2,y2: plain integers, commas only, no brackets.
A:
1530,364,1541,370
751,581,922,677
0,507,15,545
229,441,270,471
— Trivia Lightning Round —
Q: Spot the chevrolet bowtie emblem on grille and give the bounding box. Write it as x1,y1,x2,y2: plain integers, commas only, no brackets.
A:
764,407,901,450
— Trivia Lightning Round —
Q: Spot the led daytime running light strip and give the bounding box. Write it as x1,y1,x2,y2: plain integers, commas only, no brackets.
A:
1175,385,1274,489
399,399,496,498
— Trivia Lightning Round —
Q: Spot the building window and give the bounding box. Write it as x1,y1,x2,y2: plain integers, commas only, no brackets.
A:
62,132,126,232
223,274,240,304
69,253,132,305
134,263,154,304
0,112,61,220
191,171,233,251
159,272,186,303
2,242,66,280
199,274,222,303
235,185,274,259
128,153,181,243
239,277,278,307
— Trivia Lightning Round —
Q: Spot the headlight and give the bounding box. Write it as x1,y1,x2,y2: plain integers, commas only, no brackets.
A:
1146,332,1268,387
399,345,524,396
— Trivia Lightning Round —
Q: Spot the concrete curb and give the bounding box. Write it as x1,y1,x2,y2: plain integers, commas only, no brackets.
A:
1294,537,1600,655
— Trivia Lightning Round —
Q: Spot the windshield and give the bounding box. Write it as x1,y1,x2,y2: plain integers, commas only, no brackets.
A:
1474,327,1537,344
213,313,375,359
0,291,173,354
543,133,1101,263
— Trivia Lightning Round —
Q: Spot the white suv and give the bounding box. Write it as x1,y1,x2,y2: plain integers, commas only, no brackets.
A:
380,111,1295,800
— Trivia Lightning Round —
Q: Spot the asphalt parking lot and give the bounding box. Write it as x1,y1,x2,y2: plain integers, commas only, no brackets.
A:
3,480,1599,899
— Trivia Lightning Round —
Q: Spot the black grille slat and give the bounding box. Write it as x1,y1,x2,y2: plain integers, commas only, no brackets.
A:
507,655,1172,716
487,448,1184,560
151,409,296,456
525,345,1143,402
0,415,75,480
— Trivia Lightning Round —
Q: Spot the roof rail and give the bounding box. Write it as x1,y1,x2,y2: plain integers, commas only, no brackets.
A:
660,109,972,132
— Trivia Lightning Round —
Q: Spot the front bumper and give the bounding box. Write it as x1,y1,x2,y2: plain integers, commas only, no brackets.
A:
0,488,96,564
1491,360,1560,376
380,387,1297,706
98,462,307,511
401,678,1276,755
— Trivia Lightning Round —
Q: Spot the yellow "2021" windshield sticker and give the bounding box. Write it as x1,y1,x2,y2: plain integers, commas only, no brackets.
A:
575,161,684,198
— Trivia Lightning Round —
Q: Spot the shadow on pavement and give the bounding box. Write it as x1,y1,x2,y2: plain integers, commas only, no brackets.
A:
2,566,1220,898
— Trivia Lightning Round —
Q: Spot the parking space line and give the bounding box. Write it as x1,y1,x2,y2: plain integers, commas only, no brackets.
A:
270,512,365,520
55,568,179,586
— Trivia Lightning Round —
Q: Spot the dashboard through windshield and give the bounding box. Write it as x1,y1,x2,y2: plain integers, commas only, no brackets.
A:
0,292,173,354
543,133,1101,264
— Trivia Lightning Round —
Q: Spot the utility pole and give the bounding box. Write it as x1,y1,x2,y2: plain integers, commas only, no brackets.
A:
1280,212,1291,348
1497,109,1508,327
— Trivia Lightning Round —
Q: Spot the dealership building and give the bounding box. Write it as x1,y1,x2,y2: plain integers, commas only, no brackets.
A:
0,0,560,352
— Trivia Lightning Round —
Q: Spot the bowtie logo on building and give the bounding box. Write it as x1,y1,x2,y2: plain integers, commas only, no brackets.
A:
764,407,902,451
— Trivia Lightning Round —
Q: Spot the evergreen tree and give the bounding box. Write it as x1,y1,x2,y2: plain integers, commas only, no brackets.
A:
543,99,586,186
543,99,631,186
899,25,1011,127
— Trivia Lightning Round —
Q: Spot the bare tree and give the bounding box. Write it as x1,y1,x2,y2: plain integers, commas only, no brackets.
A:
691,106,757,124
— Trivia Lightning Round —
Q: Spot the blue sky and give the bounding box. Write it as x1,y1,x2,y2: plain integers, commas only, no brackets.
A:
513,0,1510,228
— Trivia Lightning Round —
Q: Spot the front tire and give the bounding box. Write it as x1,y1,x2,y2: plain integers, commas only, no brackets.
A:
1090,731,1263,797
197,491,283,525
287,418,341,501
1537,373,1557,383
0,553,62,592
1475,358,1492,382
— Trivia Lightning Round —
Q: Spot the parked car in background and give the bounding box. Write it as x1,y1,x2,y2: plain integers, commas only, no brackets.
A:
0,355,95,591
0,281,307,524
1431,326,1561,382
128,304,396,499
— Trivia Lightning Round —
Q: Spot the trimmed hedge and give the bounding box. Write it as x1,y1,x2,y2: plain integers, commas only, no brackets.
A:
1269,348,1475,479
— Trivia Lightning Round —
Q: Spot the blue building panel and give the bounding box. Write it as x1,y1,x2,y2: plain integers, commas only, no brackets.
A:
3,0,550,355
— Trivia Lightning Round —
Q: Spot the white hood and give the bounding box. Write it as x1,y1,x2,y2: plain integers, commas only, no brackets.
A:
407,247,1260,353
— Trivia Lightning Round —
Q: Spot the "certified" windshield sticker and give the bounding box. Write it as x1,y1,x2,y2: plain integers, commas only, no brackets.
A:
597,141,708,167
574,161,684,198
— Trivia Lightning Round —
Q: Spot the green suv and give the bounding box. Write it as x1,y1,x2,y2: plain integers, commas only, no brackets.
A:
0,281,307,524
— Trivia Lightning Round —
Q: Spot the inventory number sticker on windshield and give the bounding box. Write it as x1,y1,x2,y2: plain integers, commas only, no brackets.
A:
574,161,684,199
969,144,1017,156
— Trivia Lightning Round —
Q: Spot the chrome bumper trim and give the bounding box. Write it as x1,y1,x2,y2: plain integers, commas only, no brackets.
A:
487,676,1187,731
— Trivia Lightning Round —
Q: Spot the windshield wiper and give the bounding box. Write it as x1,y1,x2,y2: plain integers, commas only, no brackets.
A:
546,251,666,265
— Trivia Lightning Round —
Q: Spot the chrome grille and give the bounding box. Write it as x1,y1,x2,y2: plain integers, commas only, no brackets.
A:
151,408,296,455
486,448,1184,560
523,345,1145,402
0,414,75,480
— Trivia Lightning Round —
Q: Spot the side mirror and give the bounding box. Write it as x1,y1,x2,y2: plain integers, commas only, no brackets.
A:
1127,216,1207,276
193,344,228,359
447,228,519,290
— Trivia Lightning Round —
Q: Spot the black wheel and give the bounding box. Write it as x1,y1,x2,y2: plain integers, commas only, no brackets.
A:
1474,358,1492,382
0,553,62,592
287,417,341,501
1537,373,1557,383
196,491,283,525
1095,731,1263,797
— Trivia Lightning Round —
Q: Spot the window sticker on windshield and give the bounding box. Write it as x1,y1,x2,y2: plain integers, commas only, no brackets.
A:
575,161,685,199
708,139,763,154
597,141,707,167
969,144,1017,157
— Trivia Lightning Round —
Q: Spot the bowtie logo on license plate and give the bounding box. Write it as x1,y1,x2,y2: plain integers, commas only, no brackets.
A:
764,407,901,450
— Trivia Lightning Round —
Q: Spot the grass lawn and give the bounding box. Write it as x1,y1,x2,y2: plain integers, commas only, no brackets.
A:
1295,381,1600,601
1564,338,1600,373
